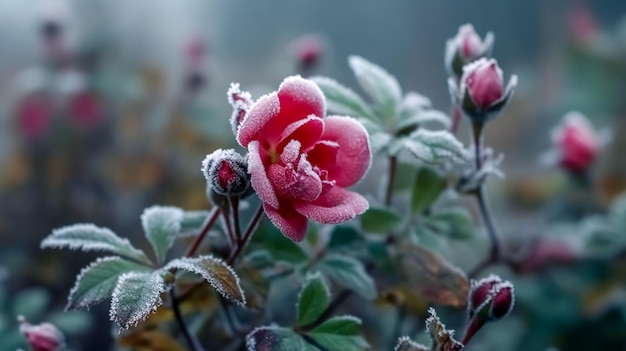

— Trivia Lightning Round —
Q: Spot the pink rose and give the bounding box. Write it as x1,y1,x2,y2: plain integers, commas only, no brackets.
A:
236,76,371,241
16,94,52,141
19,316,65,351
445,24,494,78
552,112,600,172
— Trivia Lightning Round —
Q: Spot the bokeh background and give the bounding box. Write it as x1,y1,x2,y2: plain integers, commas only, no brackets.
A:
2,0,626,350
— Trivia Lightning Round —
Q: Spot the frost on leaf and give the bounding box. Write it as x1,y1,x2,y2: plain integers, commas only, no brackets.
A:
348,55,402,121
141,206,184,264
308,315,369,351
109,272,166,330
310,76,376,121
163,255,246,306
41,223,151,265
405,129,467,165
246,326,304,351
425,308,463,351
67,256,150,311
395,336,429,351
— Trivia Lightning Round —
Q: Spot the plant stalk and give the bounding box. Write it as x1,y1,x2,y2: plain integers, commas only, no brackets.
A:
169,289,206,351
186,207,220,258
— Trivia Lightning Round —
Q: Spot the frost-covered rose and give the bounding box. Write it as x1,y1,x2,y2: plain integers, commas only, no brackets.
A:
19,316,65,351
552,112,600,172
445,24,494,79
236,76,371,241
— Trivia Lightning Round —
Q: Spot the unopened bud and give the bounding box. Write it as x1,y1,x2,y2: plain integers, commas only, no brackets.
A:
467,275,515,322
202,149,251,198
468,274,501,320
489,282,514,321
445,24,494,79
227,83,253,135
551,112,601,173
449,58,517,122
292,34,324,74
18,316,65,351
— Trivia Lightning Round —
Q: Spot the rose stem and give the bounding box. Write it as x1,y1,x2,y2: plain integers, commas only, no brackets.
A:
226,205,264,265
170,289,206,351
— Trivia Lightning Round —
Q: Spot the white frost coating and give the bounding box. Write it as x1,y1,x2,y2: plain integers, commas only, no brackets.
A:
278,75,327,116
394,336,428,351
348,55,402,111
141,205,184,263
406,129,468,164
109,272,166,330
400,91,432,111
41,223,149,264
163,255,246,306
67,256,136,310
309,76,375,120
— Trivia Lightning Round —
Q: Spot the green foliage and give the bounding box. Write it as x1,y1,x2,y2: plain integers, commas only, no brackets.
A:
141,206,184,264
310,76,377,121
348,55,402,121
246,326,306,351
360,207,402,234
297,273,331,327
109,272,166,330
411,168,447,214
319,254,377,301
309,316,369,351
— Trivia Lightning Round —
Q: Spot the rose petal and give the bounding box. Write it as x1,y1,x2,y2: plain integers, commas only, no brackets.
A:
320,116,371,187
305,140,339,171
237,92,280,147
248,141,279,209
278,115,324,151
294,187,369,224
268,159,322,202
264,202,308,242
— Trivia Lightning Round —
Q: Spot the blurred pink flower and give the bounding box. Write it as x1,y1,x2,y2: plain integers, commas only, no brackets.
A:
69,90,103,131
569,3,598,43
16,94,52,141
19,316,64,351
237,76,371,241
552,112,600,172
292,34,324,73
445,24,494,78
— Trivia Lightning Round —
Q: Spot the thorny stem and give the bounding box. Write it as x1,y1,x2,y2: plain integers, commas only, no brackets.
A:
468,121,502,278
384,155,398,206
169,289,206,351
226,205,265,265
186,207,220,258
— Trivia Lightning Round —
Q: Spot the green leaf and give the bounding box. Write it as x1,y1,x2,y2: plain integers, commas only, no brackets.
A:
246,326,305,351
163,255,246,306
312,315,361,335
399,243,469,308
394,336,429,351
320,254,376,300
297,272,331,327
360,207,402,234
309,316,370,351
404,130,467,165
327,226,366,255
141,206,184,264
411,168,446,214
392,162,419,193
67,256,151,310
423,207,474,240
41,224,151,265
397,92,449,132
179,210,210,233
109,272,166,330
348,56,402,121
251,225,308,264
311,76,377,121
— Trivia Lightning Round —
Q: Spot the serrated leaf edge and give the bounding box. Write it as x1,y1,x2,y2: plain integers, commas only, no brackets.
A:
109,272,166,330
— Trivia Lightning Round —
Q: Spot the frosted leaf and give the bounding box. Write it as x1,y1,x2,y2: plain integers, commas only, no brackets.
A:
67,257,150,311
397,109,451,131
405,129,468,165
311,315,362,335
246,326,305,351
41,224,151,265
310,76,377,121
308,314,370,351
297,272,331,326
141,206,184,264
179,210,210,233
163,255,246,306
109,272,166,330
348,56,402,121
395,336,429,351
425,308,463,351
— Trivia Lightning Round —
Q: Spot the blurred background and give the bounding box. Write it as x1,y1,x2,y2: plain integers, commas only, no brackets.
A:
2,0,626,350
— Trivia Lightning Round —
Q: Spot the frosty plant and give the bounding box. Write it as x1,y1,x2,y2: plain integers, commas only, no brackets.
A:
40,23,519,351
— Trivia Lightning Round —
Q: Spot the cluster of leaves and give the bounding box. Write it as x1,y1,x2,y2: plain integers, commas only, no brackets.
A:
40,206,245,330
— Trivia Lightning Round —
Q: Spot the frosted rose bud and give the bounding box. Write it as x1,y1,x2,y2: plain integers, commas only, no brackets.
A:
488,282,515,320
18,316,65,351
468,274,501,320
445,24,494,79
202,149,251,198
227,83,253,135
292,34,324,74
449,58,517,121
551,112,600,173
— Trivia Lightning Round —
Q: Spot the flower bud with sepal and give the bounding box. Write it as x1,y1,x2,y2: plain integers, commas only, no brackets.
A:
18,316,65,351
551,111,601,173
445,24,494,79
448,58,517,123
202,149,252,198
467,274,502,320
227,83,253,136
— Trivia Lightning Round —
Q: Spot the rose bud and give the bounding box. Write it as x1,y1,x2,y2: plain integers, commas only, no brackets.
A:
488,282,515,321
15,94,53,141
445,24,494,79
18,316,65,351
202,149,252,198
551,112,601,173
227,83,254,135
185,36,207,92
448,58,517,122
467,274,502,320
291,34,324,75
